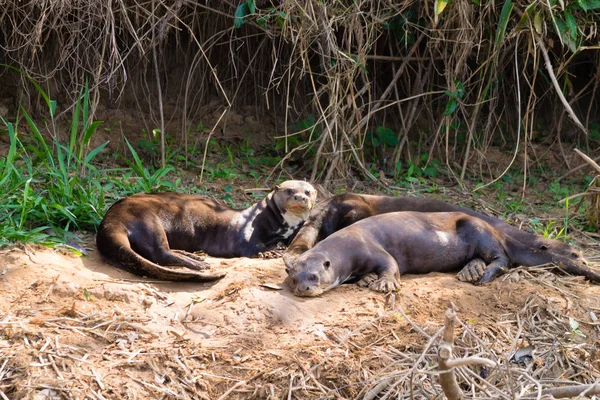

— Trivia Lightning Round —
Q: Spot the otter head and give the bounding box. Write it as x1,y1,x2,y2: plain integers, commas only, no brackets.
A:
285,253,337,297
540,243,588,267
272,180,317,221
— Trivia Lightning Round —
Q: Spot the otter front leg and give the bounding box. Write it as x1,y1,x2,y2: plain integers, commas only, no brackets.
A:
456,258,487,283
259,242,287,259
366,252,401,293
475,258,510,284
285,223,320,260
356,273,378,288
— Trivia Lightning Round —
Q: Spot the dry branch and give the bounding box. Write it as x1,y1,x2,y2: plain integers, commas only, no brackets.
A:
536,35,587,135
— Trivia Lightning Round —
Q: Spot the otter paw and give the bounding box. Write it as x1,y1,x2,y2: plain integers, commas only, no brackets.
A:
368,277,400,293
356,273,378,287
457,258,487,283
259,250,283,259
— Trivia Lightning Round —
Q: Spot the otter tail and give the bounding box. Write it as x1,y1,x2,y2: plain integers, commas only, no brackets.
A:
96,227,226,282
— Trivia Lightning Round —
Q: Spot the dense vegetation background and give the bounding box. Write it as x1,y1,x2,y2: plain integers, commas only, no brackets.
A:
1,0,600,244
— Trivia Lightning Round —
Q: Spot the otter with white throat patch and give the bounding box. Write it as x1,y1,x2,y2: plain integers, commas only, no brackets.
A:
97,180,317,281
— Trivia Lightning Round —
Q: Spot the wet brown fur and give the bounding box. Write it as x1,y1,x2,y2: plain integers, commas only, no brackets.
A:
97,181,316,281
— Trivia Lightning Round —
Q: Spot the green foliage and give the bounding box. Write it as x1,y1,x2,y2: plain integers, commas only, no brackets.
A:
235,0,289,29
138,129,183,167
0,71,179,247
384,11,417,46
549,180,570,201
368,126,399,148
393,154,442,186
569,317,586,338
529,219,567,240
0,100,108,244
443,79,465,116
234,0,253,29
578,0,600,11
276,114,320,151
495,1,513,48
123,138,180,193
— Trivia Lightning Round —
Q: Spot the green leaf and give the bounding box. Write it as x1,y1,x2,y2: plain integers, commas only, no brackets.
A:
455,80,465,99
83,79,90,130
564,11,577,40
234,3,249,28
443,98,458,116
70,96,81,154
257,14,268,26
435,0,451,16
20,106,51,163
246,0,256,14
569,317,579,331
83,288,93,301
50,100,57,118
124,137,145,174
377,126,398,147
495,1,513,49
82,120,102,147
424,165,439,177
578,0,600,11
554,19,577,52
1,64,54,114
84,141,109,165
534,12,543,34
515,3,535,32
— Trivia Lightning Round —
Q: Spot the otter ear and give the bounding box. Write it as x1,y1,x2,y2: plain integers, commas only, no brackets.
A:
539,245,548,250
273,184,281,192
323,260,331,269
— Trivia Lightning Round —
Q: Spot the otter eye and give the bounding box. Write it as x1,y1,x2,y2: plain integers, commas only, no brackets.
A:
286,189,293,195
539,245,548,250
571,252,579,259
323,261,331,269
305,190,310,196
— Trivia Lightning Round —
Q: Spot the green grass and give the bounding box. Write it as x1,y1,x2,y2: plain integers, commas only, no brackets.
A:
0,73,179,247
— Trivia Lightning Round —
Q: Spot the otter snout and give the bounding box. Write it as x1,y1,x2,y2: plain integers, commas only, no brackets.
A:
293,193,309,203
289,271,321,296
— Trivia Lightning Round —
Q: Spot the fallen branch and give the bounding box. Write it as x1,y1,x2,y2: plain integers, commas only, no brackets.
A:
537,35,587,135
522,382,600,399
438,307,497,400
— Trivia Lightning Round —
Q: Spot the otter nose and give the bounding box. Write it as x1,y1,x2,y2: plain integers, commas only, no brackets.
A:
293,272,319,294
293,194,307,202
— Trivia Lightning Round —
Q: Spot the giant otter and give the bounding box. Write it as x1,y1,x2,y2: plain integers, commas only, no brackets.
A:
286,211,600,296
97,180,317,281
283,193,587,269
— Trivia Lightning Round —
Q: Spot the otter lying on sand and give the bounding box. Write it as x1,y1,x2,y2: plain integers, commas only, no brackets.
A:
283,193,587,275
97,180,317,282
286,211,598,297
